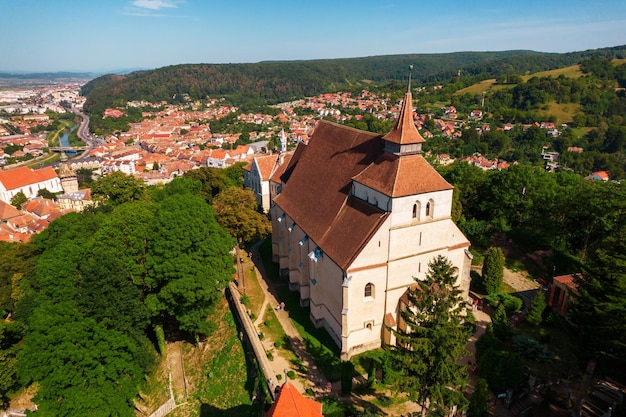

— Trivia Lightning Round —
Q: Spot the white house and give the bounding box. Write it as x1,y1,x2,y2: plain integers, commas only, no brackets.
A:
271,85,472,359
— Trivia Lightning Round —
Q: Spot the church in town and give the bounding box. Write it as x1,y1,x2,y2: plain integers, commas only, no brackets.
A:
270,78,472,359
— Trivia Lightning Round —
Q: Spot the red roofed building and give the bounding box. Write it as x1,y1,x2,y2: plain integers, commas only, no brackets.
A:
271,78,472,359
244,151,294,213
548,274,579,316
0,166,63,204
265,382,323,417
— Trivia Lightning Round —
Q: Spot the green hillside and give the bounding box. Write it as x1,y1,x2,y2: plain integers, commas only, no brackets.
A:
82,45,626,116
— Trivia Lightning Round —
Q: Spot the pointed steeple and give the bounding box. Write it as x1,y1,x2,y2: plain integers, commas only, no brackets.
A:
382,66,425,155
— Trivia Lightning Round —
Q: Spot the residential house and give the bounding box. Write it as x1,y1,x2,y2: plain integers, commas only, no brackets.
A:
470,109,483,119
589,171,610,181
271,84,471,359
57,189,95,212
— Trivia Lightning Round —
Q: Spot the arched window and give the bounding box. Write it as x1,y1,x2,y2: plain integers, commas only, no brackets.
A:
426,199,434,218
364,282,374,298
412,201,421,220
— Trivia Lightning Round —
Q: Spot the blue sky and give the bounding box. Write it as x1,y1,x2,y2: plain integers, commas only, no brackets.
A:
1,0,625,73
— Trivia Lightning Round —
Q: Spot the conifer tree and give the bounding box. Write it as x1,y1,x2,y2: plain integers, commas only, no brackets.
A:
389,255,471,416
482,247,504,295
526,291,546,326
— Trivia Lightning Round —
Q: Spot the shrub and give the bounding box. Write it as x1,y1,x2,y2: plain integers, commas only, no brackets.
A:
240,294,249,305
512,334,554,362
484,293,523,314
274,339,283,349
287,370,296,379
340,361,354,395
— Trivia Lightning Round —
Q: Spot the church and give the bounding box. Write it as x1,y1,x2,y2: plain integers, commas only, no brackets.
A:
270,79,472,359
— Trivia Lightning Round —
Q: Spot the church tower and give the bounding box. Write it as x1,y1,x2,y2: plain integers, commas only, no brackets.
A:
58,160,79,194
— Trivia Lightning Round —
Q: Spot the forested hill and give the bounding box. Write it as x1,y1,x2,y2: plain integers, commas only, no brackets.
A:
82,45,626,114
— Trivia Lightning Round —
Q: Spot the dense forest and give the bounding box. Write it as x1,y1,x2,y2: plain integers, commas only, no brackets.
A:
81,46,626,116
0,167,259,415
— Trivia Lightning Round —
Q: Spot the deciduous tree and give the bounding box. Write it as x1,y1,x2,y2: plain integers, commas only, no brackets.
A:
212,186,270,245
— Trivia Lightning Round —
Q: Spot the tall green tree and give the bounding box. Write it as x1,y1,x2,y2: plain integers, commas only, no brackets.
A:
468,378,489,417
145,184,235,336
389,255,471,416
91,171,146,206
569,239,626,368
525,291,546,326
212,186,271,246
482,247,504,295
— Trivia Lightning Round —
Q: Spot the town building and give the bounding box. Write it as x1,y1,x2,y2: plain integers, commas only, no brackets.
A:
270,80,472,359
0,166,63,204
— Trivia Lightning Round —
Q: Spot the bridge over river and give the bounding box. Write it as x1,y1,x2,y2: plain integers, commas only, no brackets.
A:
49,146,89,153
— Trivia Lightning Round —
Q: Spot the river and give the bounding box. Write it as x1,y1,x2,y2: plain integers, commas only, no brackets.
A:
59,126,77,147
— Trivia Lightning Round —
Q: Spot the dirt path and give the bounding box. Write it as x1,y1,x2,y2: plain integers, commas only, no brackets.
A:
248,241,330,396
166,341,187,403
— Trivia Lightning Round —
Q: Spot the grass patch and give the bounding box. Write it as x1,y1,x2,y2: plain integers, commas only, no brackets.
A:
455,79,498,95
241,263,265,319
537,101,580,125
523,64,583,81
142,299,262,417
136,353,170,415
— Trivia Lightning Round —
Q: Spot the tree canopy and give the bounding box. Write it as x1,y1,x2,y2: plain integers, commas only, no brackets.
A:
3,176,236,415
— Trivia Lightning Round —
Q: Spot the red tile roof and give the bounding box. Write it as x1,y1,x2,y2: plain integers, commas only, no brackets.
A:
0,166,58,191
274,121,387,269
353,153,453,197
382,91,425,145
0,200,21,221
266,382,323,417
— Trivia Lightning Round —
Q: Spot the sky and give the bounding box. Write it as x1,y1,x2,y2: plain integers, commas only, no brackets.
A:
1,0,625,73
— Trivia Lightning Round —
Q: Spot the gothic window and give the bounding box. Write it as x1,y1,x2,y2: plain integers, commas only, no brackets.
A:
412,201,421,220
364,282,374,298
426,199,434,218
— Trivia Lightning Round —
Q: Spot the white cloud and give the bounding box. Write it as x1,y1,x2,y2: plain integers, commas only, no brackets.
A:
131,0,179,10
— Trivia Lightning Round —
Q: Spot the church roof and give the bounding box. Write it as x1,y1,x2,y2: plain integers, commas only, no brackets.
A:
265,382,323,417
382,91,425,145
0,166,58,191
273,121,388,269
353,153,452,197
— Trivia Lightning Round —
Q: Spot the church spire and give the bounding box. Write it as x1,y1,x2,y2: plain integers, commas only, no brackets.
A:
382,65,425,153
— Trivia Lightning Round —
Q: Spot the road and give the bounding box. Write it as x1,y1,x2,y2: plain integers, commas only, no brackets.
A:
73,110,102,158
